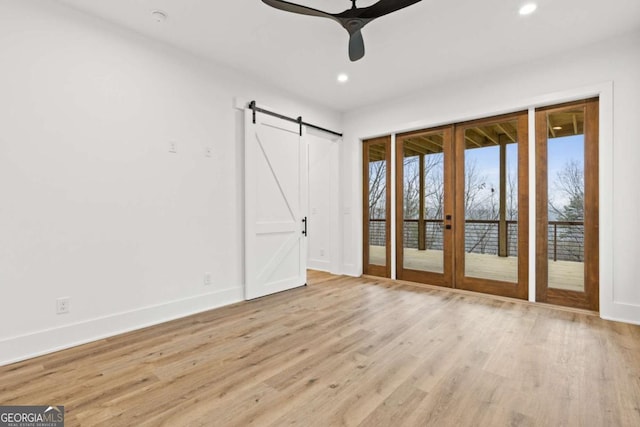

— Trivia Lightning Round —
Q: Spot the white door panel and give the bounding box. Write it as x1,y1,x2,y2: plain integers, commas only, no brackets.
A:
245,109,307,300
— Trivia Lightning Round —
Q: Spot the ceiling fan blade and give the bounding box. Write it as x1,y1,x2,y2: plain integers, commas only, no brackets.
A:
358,0,422,19
261,0,336,20
349,30,365,62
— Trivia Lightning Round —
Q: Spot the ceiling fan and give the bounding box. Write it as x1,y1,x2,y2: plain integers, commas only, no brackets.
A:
261,0,422,61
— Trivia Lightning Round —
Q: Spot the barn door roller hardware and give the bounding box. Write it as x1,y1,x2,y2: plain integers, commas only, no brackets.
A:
249,100,343,138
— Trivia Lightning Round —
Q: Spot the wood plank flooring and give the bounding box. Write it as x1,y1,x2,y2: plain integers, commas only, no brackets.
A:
2,271,640,426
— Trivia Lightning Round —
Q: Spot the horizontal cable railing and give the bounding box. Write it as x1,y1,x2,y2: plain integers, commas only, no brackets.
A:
547,221,584,262
368,219,584,262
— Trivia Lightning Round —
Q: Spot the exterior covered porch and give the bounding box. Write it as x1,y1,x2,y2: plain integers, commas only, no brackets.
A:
369,245,584,292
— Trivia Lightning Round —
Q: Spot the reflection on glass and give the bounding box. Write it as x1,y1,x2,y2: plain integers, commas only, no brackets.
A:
401,132,445,273
368,142,387,266
463,120,519,282
547,109,585,291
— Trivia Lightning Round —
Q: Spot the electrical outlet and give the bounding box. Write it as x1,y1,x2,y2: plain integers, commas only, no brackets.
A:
169,141,177,153
56,297,70,314
205,147,212,158
320,249,325,257
204,272,212,286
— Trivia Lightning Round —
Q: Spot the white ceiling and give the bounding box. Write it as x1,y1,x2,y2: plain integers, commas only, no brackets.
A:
55,0,640,112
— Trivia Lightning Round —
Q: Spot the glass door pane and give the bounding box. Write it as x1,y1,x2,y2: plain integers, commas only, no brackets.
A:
368,141,387,266
401,132,445,274
546,108,585,292
363,136,391,277
463,120,519,283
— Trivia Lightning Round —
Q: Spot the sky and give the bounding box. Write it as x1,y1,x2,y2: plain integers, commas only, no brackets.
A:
466,134,584,207
548,135,585,181
389,133,585,218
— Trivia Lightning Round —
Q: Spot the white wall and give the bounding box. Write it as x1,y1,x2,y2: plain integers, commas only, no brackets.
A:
307,130,341,274
0,0,341,365
340,30,640,324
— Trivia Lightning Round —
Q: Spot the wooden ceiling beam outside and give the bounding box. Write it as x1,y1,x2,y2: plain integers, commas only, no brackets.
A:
465,135,482,148
403,140,431,156
400,137,443,156
368,144,387,162
403,148,421,158
473,126,499,145
417,135,444,153
464,130,485,148
369,143,386,153
496,123,516,142
421,133,444,145
547,120,557,138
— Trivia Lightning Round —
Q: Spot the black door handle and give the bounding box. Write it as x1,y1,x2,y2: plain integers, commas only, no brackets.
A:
302,217,307,236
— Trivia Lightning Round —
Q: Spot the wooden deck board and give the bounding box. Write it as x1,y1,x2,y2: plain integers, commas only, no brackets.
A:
370,245,584,291
1,271,637,426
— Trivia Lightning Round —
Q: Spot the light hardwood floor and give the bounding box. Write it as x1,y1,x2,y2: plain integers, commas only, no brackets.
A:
2,271,639,426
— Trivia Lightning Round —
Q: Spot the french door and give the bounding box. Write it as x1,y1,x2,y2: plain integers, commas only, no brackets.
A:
535,98,599,310
454,113,529,299
395,112,529,299
395,126,454,287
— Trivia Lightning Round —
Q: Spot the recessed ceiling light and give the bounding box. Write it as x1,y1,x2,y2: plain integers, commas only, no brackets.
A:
337,73,349,83
519,3,537,15
152,10,168,23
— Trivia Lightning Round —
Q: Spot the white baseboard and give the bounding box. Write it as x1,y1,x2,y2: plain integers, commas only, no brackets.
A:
308,260,344,276
601,300,640,326
340,264,360,277
0,287,244,366
308,259,331,272
600,313,640,326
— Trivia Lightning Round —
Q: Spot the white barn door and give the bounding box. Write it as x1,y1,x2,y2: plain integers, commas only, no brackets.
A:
244,109,308,300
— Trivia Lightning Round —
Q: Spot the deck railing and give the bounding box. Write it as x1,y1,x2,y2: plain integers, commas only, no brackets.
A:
369,219,584,262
